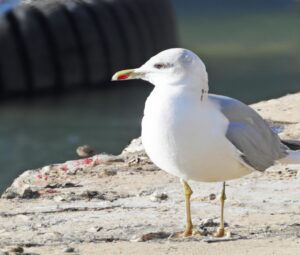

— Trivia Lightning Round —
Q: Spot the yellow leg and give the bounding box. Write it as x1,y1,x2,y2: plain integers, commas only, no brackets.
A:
215,182,226,237
182,180,193,237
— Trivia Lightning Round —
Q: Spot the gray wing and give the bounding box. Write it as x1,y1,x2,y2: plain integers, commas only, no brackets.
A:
209,94,288,171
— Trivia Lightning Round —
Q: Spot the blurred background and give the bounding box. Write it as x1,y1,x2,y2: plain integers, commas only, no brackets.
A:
0,0,300,192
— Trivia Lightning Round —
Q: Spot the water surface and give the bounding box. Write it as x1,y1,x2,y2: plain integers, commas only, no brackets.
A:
1,3,300,192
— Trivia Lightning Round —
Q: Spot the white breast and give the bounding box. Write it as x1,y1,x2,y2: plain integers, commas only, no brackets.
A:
141,87,252,182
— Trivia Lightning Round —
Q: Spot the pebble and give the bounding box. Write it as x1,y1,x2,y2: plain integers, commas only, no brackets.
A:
46,182,78,189
63,247,75,253
76,145,95,157
10,246,24,253
122,138,144,154
88,226,103,233
208,193,216,200
22,187,40,199
131,232,170,242
1,190,18,199
138,189,154,197
81,190,103,200
41,165,51,173
53,196,65,202
98,169,117,177
149,191,168,202
199,218,217,228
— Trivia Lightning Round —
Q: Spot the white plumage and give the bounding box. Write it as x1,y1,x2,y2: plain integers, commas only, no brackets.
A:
112,47,300,238
142,84,252,182
113,48,300,182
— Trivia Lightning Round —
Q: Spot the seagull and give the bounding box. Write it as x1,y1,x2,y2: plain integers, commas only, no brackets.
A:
112,48,300,237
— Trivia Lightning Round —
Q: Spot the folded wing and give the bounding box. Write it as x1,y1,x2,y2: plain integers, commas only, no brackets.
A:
209,94,288,171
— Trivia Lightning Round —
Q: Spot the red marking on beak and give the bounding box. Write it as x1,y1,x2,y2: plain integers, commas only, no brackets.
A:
118,74,129,80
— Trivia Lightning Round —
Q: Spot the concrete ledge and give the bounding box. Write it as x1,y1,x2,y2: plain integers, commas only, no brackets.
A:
0,93,300,255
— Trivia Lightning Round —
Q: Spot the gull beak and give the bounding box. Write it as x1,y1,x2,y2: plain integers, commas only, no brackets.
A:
111,69,144,81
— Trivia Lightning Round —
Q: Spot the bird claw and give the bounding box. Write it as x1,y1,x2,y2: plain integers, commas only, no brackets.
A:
214,227,231,238
170,229,205,238
214,227,225,237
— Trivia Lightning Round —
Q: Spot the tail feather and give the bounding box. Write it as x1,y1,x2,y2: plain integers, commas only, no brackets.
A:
281,139,300,151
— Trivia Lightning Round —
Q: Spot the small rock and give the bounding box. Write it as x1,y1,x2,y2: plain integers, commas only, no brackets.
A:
76,145,95,157
199,218,228,229
122,138,144,154
10,246,24,253
41,165,52,173
88,226,103,232
45,183,61,189
98,169,117,177
53,196,65,202
265,226,271,232
46,181,80,189
203,234,240,243
131,232,170,242
199,218,217,228
208,193,216,200
138,189,154,197
22,187,40,199
63,247,75,253
62,182,79,188
80,190,104,200
149,191,168,202
2,189,18,199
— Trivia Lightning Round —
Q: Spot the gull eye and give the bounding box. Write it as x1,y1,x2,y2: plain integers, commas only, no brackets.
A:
154,63,164,69
154,63,173,69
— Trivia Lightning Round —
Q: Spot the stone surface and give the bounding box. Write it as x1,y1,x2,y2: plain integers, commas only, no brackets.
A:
0,93,300,255
252,93,300,123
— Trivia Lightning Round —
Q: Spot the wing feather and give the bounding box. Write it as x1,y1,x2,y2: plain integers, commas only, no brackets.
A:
209,94,288,171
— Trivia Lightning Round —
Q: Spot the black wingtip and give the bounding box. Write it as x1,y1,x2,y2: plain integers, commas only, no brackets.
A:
281,139,300,151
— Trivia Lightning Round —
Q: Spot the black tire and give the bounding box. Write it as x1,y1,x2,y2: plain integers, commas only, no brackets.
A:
0,13,27,95
103,0,143,68
150,0,177,51
157,0,177,49
36,1,84,89
12,6,56,91
135,0,161,54
123,0,153,60
0,0,177,97
63,0,108,87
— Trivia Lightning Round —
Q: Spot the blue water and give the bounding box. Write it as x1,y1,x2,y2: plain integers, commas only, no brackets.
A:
0,1,300,192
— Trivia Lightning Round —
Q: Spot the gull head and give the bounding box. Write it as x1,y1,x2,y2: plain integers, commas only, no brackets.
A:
112,48,208,91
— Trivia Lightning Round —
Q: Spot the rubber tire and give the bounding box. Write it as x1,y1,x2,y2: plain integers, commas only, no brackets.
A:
0,13,27,95
35,1,84,89
12,6,56,90
122,0,153,60
80,0,127,75
63,0,108,86
0,0,177,97
103,0,143,67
